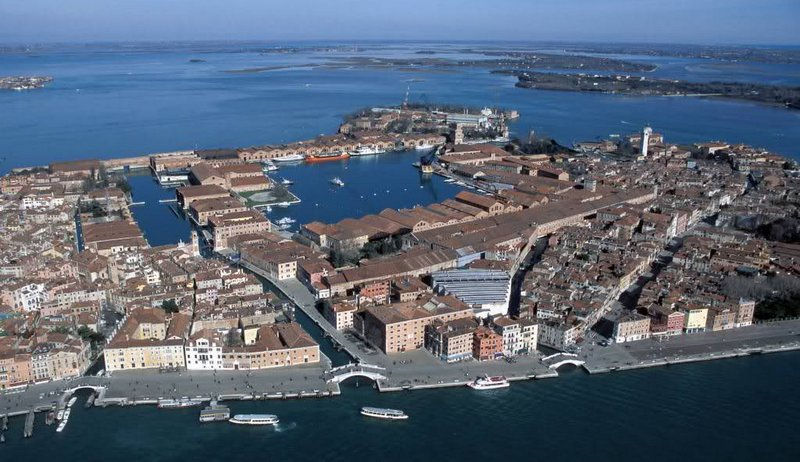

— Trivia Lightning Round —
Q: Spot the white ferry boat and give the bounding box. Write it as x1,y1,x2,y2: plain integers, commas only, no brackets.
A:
350,146,383,156
261,161,279,171
330,177,345,186
414,143,435,151
67,396,78,407
158,398,203,409
273,154,305,163
360,407,408,420
467,375,510,390
228,414,279,425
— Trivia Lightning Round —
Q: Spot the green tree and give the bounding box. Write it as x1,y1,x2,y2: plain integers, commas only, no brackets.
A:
161,299,179,313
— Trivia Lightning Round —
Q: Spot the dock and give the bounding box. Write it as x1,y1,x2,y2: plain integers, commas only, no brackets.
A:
23,409,34,438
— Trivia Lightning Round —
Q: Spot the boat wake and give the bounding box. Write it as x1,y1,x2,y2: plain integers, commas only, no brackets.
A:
274,422,297,433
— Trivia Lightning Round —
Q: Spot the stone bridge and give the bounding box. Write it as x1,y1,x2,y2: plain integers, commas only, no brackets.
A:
541,353,586,370
326,363,387,384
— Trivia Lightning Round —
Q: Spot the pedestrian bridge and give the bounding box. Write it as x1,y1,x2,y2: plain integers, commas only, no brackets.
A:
326,363,387,384
541,353,585,369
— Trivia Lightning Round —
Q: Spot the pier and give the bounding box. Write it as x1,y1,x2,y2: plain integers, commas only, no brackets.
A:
23,410,34,438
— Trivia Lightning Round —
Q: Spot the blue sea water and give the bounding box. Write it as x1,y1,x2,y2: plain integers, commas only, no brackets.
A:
1,42,800,460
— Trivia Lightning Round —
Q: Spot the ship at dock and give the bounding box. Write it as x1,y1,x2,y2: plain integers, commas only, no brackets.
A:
467,375,510,390
158,398,203,409
306,151,350,163
272,153,305,163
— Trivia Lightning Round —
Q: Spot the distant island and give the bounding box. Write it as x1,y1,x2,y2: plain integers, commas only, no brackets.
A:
566,43,800,65
503,71,800,109
0,75,52,90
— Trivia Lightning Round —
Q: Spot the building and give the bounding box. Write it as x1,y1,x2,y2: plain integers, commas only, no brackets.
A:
323,300,358,331
176,184,230,209
613,312,651,343
472,326,503,361
184,322,319,370
683,306,708,334
431,268,511,318
209,210,272,251
104,308,190,371
491,316,523,356
360,295,472,354
426,317,478,362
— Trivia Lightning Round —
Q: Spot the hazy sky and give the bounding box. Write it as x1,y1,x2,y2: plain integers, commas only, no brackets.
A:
1,0,798,45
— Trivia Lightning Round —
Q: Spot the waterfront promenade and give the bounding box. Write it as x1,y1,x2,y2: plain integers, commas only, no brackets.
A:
0,361,336,418
581,318,800,373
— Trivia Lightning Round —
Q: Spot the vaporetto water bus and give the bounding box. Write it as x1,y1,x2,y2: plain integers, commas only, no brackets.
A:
228,414,280,425
360,407,409,420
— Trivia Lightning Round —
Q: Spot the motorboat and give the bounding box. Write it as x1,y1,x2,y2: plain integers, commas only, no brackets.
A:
467,375,510,390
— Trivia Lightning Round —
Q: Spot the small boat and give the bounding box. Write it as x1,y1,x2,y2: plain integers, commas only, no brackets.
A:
56,408,71,432
360,407,408,420
280,178,294,185
56,409,64,420
273,154,305,163
158,398,203,409
444,178,456,183
275,201,291,207
467,375,510,390
199,404,230,423
46,410,55,425
414,143,435,151
229,414,279,425
330,177,345,187
67,396,77,407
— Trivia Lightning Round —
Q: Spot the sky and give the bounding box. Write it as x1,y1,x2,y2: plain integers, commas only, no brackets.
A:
0,0,798,45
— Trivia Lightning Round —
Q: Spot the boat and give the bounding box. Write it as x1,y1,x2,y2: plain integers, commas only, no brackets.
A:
330,177,345,186
444,178,456,183
261,161,279,171
414,143,435,151
157,398,203,409
360,407,409,420
275,201,291,207
228,414,279,425
350,146,383,156
275,217,297,229
280,178,294,185
56,409,64,420
56,408,71,432
306,151,350,163
273,154,305,163
67,396,77,407
467,375,510,390
199,404,230,423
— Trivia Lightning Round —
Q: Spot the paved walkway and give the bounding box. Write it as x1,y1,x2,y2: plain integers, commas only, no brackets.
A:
581,318,800,373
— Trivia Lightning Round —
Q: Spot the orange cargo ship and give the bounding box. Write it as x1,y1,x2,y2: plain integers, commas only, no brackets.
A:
305,151,350,163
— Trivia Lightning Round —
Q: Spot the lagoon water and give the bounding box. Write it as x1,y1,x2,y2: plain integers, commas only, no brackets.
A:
2,42,800,460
